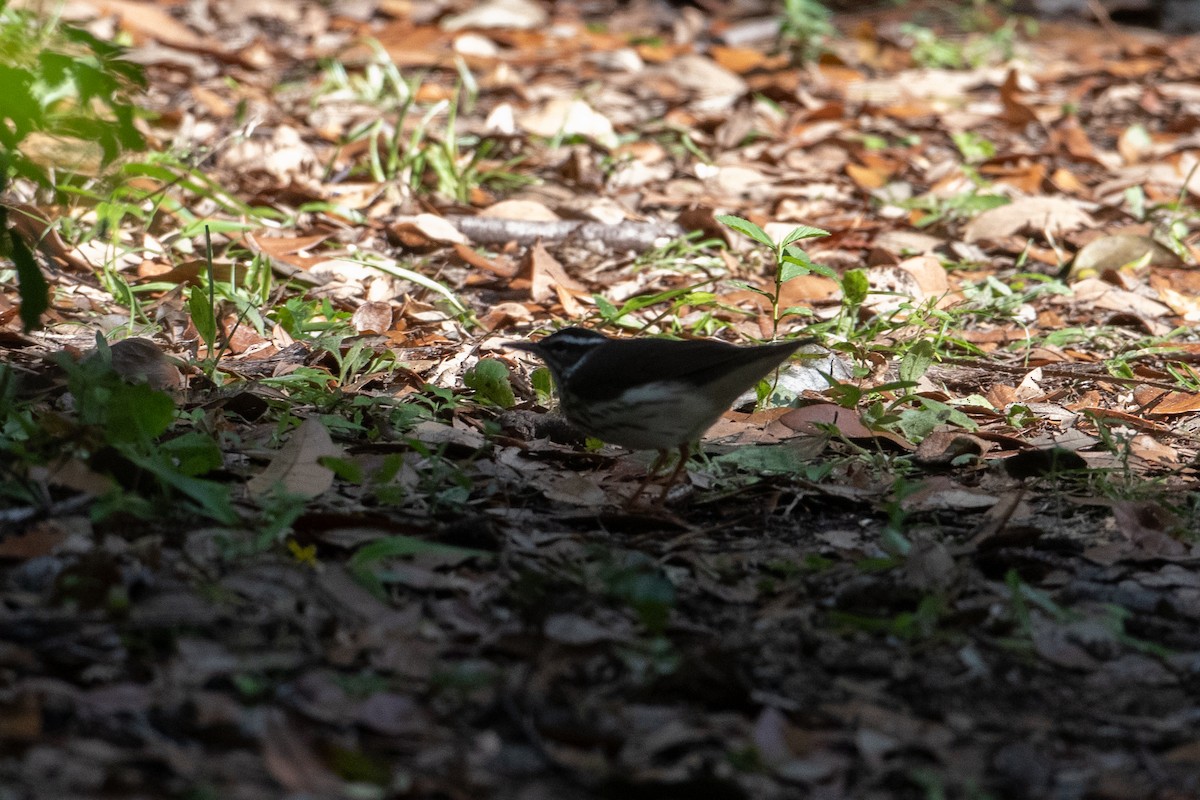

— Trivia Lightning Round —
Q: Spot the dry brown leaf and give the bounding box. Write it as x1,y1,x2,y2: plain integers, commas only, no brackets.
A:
31,458,116,497
709,45,770,74
351,301,393,334
441,0,547,31
245,232,331,259
539,469,609,507
1150,279,1200,321
659,53,747,106
17,132,103,176
524,241,586,303
1145,391,1200,415
480,199,560,221
898,255,950,297
389,214,471,249
999,68,1039,126
1113,500,1187,557
1071,234,1181,279
982,160,1047,194
901,476,998,512
913,430,991,465
846,161,888,189
247,417,342,499
1070,278,1173,321
261,709,343,794
219,127,321,188
520,98,617,148
453,242,519,278
0,525,69,560
1050,116,1098,160
0,692,42,742
962,196,1096,242
92,0,212,50
476,301,532,331
1127,433,1179,465
94,337,182,390
777,404,915,450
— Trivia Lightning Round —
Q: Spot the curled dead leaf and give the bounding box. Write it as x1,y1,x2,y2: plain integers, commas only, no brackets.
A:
963,196,1096,243
90,338,182,391
351,301,393,334
1070,234,1181,280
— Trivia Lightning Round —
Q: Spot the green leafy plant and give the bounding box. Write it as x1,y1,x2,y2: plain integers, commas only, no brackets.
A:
830,593,951,642
463,358,517,408
327,338,399,388
717,214,833,337
270,296,356,340
0,196,47,332
951,130,997,164
0,336,236,524
596,550,677,636
0,1,150,332
903,188,1009,230
68,340,236,523
318,43,527,202
592,279,721,334
348,534,491,598
901,16,1021,70
0,0,146,188
1002,570,1169,657
778,0,834,63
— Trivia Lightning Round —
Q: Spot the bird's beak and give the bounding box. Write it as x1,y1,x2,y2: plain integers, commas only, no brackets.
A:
503,339,541,354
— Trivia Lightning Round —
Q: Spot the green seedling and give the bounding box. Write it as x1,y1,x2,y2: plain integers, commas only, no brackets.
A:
718,214,833,338
778,0,834,63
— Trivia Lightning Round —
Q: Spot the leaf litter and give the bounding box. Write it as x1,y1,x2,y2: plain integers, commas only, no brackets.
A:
3,1,1200,799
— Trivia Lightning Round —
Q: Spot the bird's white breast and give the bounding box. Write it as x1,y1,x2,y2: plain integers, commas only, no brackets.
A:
565,381,725,450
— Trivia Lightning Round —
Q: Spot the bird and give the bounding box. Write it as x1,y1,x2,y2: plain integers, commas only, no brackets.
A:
506,327,815,502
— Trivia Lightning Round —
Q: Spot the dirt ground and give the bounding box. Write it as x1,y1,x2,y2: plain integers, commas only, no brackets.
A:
4,0,1200,798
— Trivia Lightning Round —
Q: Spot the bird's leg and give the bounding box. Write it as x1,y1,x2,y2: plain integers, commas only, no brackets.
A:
625,444,693,507
624,450,672,506
655,442,692,503
625,448,669,507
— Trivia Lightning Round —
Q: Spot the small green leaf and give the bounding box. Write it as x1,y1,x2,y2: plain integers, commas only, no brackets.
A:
531,367,555,403
463,358,517,408
188,284,217,354
803,260,839,280
727,279,771,298
319,456,365,484
350,535,490,566
123,451,238,524
951,130,996,164
842,268,869,306
159,431,224,476
711,445,812,474
780,250,817,282
106,382,175,443
594,295,619,319
899,339,935,384
779,225,829,248
716,214,775,248
896,398,977,441
9,224,48,332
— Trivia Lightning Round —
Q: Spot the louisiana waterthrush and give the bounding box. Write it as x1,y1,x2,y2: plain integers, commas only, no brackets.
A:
507,327,815,500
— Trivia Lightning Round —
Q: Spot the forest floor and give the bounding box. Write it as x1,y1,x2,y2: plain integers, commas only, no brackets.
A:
2,1,1200,798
